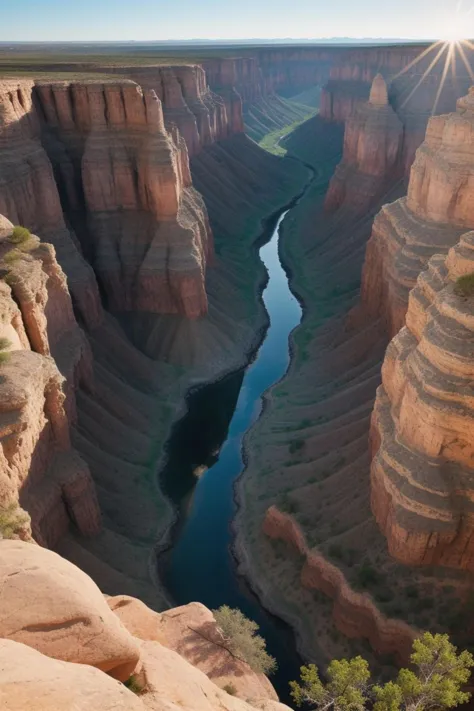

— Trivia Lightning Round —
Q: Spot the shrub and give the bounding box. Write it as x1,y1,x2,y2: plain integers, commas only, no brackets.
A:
356,561,380,588
124,675,145,694
3,249,23,264
10,226,31,244
213,606,277,675
0,502,30,539
0,337,12,365
289,439,305,455
290,633,474,711
223,683,237,696
454,273,474,297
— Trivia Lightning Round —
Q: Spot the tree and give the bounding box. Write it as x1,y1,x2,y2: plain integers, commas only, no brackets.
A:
290,657,370,711
290,634,474,711
212,605,277,676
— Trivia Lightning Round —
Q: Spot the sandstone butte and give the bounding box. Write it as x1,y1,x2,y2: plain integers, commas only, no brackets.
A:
325,74,403,213
371,229,474,570
358,87,474,338
0,540,290,711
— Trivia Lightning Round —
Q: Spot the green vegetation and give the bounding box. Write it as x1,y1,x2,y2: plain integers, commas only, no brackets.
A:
10,226,31,244
124,675,145,695
0,337,12,365
223,683,237,696
290,634,473,711
454,273,474,297
212,606,277,675
259,115,316,156
289,439,305,455
0,502,29,539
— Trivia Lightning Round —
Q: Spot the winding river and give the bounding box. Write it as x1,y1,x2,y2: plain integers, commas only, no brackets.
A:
159,208,305,700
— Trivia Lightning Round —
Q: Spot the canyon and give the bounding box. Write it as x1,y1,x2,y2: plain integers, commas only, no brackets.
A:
2,37,474,706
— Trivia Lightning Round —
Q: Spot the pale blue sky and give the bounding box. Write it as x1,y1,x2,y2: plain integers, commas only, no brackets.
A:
1,0,473,42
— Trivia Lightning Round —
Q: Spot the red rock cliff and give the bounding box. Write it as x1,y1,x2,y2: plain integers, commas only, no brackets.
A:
325,75,403,212
0,215,101,547
358,88,474,337
371,229,474,571
33,79,212,318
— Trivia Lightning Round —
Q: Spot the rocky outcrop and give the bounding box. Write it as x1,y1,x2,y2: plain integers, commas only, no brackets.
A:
0,541,291,711
263,507,417,664
34,79,212,319
0,540,140,679
0,639,144,711
358,88,474,337
108,596,278,702
325,75,403,212
0,217,101,547
370,230,474,570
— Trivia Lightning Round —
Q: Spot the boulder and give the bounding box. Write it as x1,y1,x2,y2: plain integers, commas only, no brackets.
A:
0,639,143,711
0,540,140,680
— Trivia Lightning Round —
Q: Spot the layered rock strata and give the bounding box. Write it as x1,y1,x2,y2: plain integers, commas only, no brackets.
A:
34,79,212,318
371,230,474,570
0,217,101,547
359,88,474,337
325,75,403,212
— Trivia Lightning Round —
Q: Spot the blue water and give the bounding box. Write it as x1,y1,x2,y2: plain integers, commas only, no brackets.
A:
160,210,304,699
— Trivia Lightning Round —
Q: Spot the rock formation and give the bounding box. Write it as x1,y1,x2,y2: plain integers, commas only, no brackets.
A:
108,597,278,702
263,507,416,664
0,216,101,547
0,541,291,711
325,75,403,212
371,230,474,570
359,88,474,337
33,79,212,318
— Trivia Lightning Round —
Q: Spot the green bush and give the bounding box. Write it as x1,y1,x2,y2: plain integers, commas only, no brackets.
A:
454,273,474,297
356,562,380,588
289,439,305,455
213,606,277,676
10,226,31,244
0,337,11,365
0,502,29,539
124,675,145,694
223,683,237,696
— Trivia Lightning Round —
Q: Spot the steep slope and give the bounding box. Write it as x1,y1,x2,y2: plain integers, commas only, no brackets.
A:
371,231,474,571
325,75,403,213
358,87,474,337
0,216,101,547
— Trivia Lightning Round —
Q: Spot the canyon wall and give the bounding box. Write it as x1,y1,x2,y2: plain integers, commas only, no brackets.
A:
34,79,212,319
0,215,101,547
358,87,474,337
370,230,474,571
325,75,403,212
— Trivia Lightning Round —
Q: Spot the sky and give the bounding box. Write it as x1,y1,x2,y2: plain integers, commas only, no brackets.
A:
1,0,473,43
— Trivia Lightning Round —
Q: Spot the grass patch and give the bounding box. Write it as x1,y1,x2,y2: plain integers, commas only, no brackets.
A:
259,115,316,156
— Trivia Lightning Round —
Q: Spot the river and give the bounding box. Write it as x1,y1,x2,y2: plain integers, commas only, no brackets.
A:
159,208,305,701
